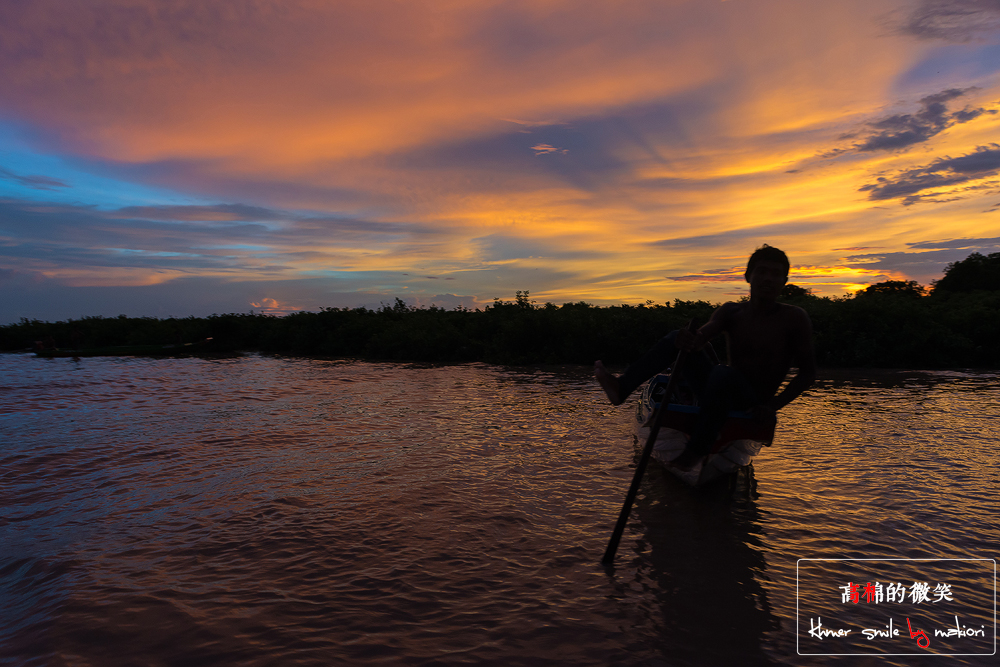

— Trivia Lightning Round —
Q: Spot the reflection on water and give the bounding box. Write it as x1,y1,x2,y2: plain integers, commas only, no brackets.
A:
623,471,779,666
0,354,997,665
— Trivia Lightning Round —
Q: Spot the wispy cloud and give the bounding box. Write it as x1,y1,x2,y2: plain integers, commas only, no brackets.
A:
907,236,1000,250
531,144,569,156
109,203,278,222
651,222,831,250
667,267,744,282
859,144,1000,204
850,88,993,152
899,0,1000,40
0,166,68,190
0,198,446,286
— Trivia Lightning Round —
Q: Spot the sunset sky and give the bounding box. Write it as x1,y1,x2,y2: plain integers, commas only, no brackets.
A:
2,0,999,322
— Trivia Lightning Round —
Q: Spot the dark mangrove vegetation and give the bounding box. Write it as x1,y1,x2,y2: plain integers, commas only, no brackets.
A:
4,252,999,368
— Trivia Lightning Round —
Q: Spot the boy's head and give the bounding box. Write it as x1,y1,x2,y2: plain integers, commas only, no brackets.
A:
745,244,789,282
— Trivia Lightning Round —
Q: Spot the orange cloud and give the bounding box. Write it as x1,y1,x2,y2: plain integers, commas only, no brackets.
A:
250,297,302,315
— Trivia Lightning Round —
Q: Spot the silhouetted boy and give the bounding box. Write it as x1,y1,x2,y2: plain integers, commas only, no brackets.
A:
595,244,816,470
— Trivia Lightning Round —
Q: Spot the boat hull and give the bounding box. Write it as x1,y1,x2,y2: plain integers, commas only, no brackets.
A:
635,374,774,486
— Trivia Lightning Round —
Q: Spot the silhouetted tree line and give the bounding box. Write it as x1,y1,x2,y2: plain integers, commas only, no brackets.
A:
3,252,999,368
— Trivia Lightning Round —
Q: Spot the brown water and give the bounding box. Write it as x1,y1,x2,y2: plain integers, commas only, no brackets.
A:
1,354,997,666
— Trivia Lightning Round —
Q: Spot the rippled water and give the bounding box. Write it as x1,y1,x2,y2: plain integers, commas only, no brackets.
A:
1,354,997,666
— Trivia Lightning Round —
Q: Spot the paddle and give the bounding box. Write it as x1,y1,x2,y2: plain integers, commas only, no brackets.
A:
601,320,696,566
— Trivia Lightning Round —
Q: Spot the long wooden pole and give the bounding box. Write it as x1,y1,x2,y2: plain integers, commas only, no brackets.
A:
601,325,693,566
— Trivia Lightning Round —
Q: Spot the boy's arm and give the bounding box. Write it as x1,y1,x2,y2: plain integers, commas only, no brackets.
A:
678,303,733,351
766,308,816,412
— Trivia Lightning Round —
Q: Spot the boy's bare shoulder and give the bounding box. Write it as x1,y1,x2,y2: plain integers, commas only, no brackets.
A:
713,301,811,328
714,301,744,316
777,303,813,335
710,301,744,326
779,302,812,320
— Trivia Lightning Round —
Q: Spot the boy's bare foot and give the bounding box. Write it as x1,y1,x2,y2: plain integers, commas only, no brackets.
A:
594,360,623,405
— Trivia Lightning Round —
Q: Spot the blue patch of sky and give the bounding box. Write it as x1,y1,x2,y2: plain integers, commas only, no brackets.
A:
0,119,219,210
297,270,416,293
106,248,206,258
301,269,395,279
893,42,1000,96
216,244,274,252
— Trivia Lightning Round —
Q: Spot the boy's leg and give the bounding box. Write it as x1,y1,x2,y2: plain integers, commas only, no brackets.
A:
618,330,684,399
598,330,681,405
597,330,716,405
594,361,624,405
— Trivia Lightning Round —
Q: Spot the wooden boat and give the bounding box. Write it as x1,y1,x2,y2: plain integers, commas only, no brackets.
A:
634,373,775,487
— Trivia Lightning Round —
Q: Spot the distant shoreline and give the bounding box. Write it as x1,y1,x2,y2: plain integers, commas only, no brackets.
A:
4,285,998,368
9,350,996,376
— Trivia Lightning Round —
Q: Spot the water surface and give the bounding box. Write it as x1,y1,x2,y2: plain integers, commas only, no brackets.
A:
1,355,997,665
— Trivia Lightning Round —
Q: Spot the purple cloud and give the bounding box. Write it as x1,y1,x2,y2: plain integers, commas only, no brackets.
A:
901,0,1000,41
859,144,1000,204
852,89,994,152
0,166,69,190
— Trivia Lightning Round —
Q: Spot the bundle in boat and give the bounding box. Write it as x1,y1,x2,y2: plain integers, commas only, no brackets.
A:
634,374,775,487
